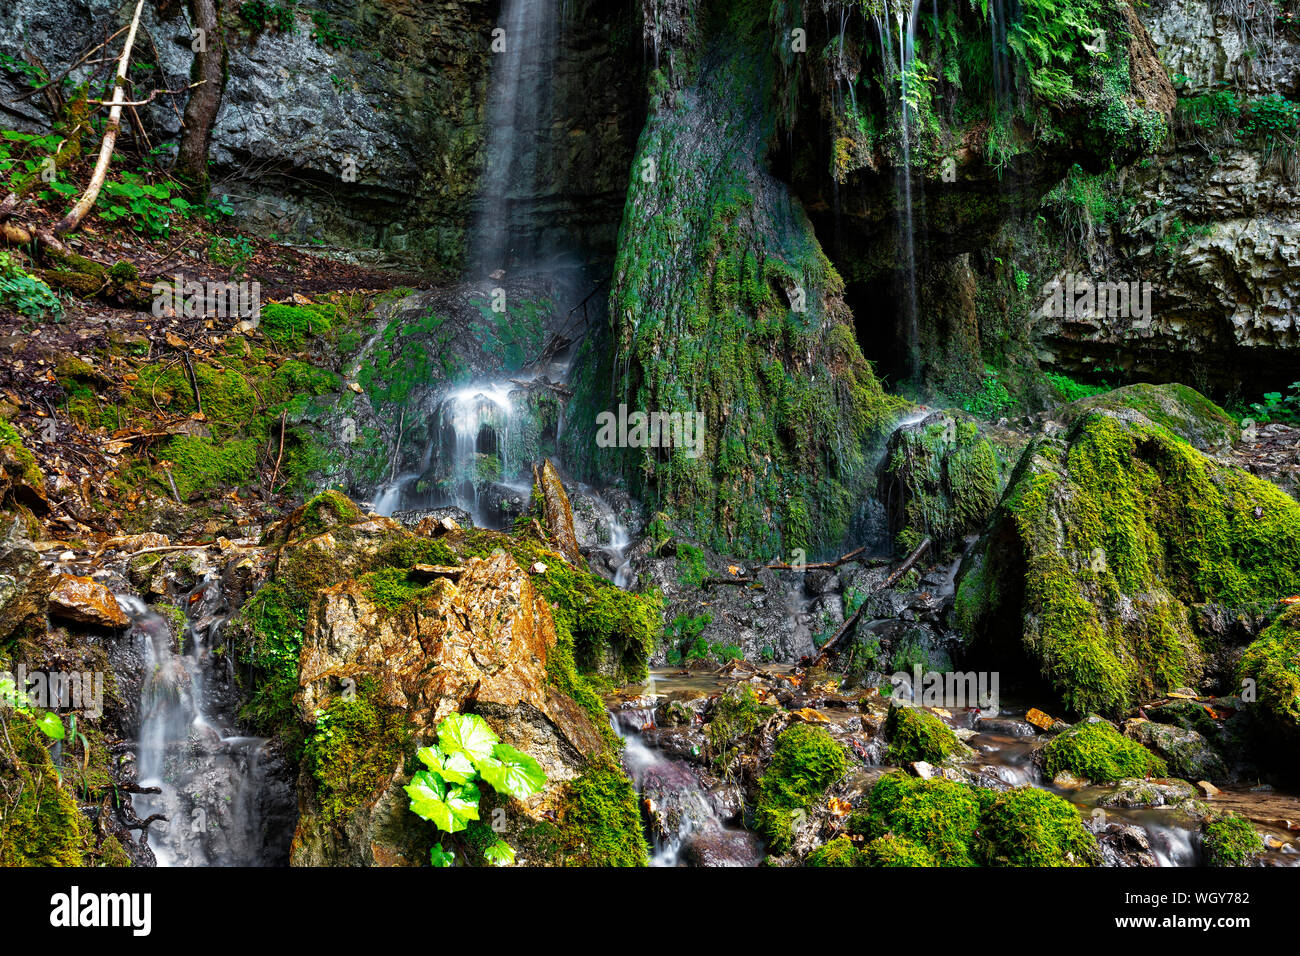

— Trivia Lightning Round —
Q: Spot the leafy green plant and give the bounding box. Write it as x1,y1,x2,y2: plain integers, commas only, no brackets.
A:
0,674,68,742
404,712,546,867
1246,382,1300,424
98,172,194,236
311,12,360,50
208,235,256,270
239,0,297,33
0,250,62,320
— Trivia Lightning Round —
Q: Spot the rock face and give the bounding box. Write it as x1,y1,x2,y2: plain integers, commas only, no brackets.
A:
1030,0,1300,392
0,0,642,270
955,387,1300,716
291,549,605,865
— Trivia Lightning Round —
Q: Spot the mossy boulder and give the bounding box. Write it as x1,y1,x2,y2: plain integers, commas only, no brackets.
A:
879,414,1020,555
806,835,860,867
1238,604,1300,751
1201,812,1264,867
1061,383,1238,453
976,787,1102,866
956,399,1300,716
859,771,1099,867
1124,719,1227,783
1042,717,1168,783
884,704,969,765
755,723,848,853
0,419,47,516
261,489,368,546
861,834,937,867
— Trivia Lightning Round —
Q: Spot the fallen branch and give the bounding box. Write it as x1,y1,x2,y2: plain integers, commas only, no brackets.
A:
809,537,931,668
54,0,147,236
763,545,873,572
268,409,287,496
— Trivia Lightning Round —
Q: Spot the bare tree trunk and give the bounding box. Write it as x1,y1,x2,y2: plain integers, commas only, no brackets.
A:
175,0,226,194
54,0,147,236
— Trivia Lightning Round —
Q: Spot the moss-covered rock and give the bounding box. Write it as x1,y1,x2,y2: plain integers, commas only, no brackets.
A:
1124,719,1227,782
563,19,907,560
879,414,1016,555
805,835,860,867
956,399,1300,716
555,756,649,867
975,786,1101,866
1201,812,1263,867
755,723,848,852
861,834,937,867
885,704,967,764
857,772,987,866
1061,383,1238,453
1042,717,1168,783
859,771,1098,867
1238,604,1300,749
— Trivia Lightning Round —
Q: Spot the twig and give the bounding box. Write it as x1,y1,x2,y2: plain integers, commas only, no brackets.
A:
763,545,871,572
268,410,287,495
180,349,203,416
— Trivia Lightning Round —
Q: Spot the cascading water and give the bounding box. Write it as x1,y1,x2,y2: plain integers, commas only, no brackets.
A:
117,580,274,867
470,0,561,274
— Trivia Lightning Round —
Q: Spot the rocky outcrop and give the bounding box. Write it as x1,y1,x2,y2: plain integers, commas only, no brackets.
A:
289,543,617,865
1029,0,1300,393
0,0,641,270
47,574,128,629
533,459,583,566
955,386,1300,717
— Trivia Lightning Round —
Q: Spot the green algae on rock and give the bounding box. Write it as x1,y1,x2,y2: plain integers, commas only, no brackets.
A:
884,704,967,765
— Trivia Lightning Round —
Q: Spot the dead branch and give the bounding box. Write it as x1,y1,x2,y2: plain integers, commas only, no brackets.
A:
54,0,147,236
810,537,931,667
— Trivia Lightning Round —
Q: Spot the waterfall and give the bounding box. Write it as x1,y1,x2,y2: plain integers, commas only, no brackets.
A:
896,0,922,382
117,582,271,867
470,0,561,275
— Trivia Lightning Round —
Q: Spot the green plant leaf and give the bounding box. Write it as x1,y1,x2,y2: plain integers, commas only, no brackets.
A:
436,712,498,762
429,843,455,867
34,712,65,740
415,744,475,785
483,838,516,867
476,744,547,799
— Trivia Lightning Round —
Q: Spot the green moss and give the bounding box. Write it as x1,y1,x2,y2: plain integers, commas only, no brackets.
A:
962,404,1300,716
159,435,259,499
755,724,848,852
859,772,987,866
806,835,860,867
1238,604,1300,742
0,419,43,490
358,566,436,615
303,690,411,827
861,834,937,867
860,771,1097,867
885,705,963,764
706,685,772,775
298,489,362,537
976,786,1101,866
260,302,337,350
1042,719,1168,782
0,712,88,866
556,756,648,866
675,543,709,589
1201,812,1263,867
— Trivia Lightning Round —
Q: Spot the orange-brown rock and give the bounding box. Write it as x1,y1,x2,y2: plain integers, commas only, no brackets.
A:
533,458,583,566
48,573,128,628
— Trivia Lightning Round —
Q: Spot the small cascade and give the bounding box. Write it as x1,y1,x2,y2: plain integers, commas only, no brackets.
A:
609,702,760,867
117,581,271,867
436,384,516,525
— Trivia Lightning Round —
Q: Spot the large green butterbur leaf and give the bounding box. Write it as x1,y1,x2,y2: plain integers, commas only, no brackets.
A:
436,712,499,762
475,744,548,799
416,744,475,785
405,772,481,833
